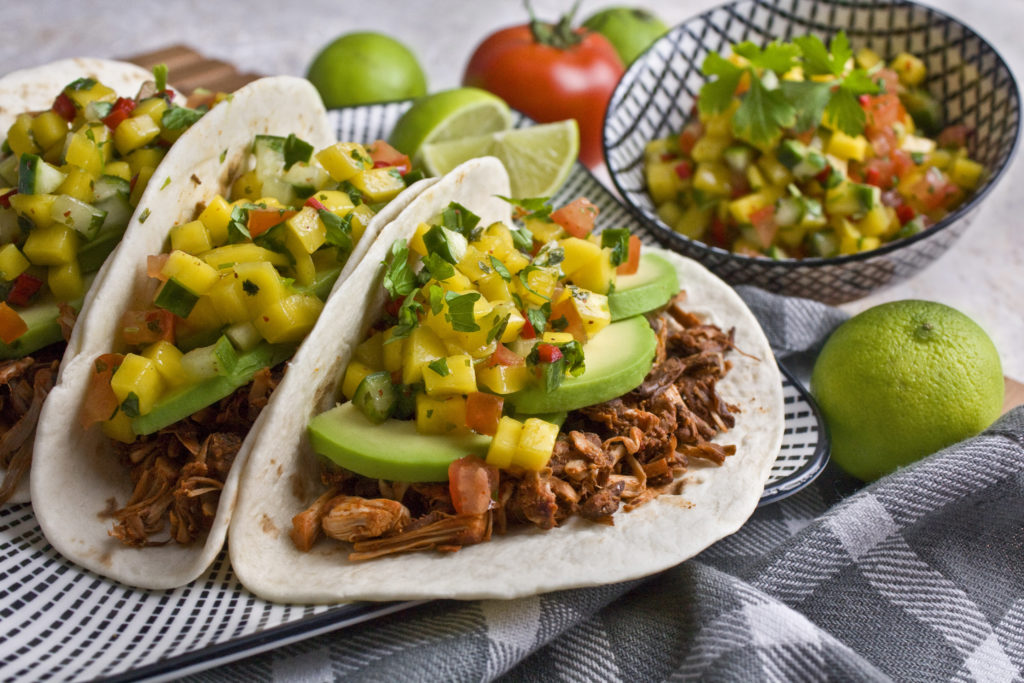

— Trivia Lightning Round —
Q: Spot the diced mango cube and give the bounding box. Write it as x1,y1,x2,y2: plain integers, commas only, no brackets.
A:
102,411,135,443
474,222,516,260
286,206,326,254
110,353,165,416
381,327,405,373
486,416,523,468
31,110,69,150
253,293,323,343
476,272,512,302
514,418,559,470
6,114,39,156
104,161,132,181
354,331,385,370
476,362,530,395
568,287,611,338
201,243,289,270
205,273,251,324
22,223,78,265
558,236,603,276
56,166,95,203
827,131,868,162
9,193,57,229
456,244,493,282
950,157,984,190
170,220,214,254
230,170,261,201
415,394,467,435
515,266,558,306
857,204,890,237
142,340,187,388
114,115,161,156
133,97,168,125
348,168,406,203
309,189,355,213
423,353,477,396
161,250,220,295
692,161,732,196
891,52,927,87
128,147,165,176
0,244,30,281
316,142,371,182
342,360,376,400
48,259,83,300
566,248,615,294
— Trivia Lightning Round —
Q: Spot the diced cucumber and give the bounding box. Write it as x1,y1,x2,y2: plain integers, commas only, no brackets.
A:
423,225,467,264
774,197,804,227
154,278,200,318
0,155,18,186
93,175,131,203
50,195,107,240
295,263,343,301
353,371,397,424
252,135,286,182
896,216,927,239
793,149,826,180
799,198,827,229
282,162,330,198
825,182,880,217
259,176,297,206
17,154,66,195
901,89,944,136
776,139,808,170
78,195,130,274
809,230,839,258
225,321,261,351
722,145,755,173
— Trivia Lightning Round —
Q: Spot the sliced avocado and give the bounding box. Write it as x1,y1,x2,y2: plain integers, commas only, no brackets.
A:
309,402,491,482
131,340,295,435
0,286,89,360
510,315,657,415
608,252,679,320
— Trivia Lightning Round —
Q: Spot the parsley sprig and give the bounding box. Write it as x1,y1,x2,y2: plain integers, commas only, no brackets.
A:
699,32,880,146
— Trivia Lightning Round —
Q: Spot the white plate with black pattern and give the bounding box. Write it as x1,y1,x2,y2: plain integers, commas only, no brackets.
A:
0,102,828,682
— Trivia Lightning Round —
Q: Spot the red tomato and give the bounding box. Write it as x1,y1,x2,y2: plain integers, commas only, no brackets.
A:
548,298,586,343
536,343,563,363
0,189,15,209
120,309,175,346
550,197,599,237
462,15,624,167
749,206,777,249
678,121,703,155
7,273,43,307
466,392,504,436
448,455,498,516
486,343,525,368
102,97,136,130
304,196,327,211
368,140,411,175
52,92,76,122
79,353,124,429
248,208,296,238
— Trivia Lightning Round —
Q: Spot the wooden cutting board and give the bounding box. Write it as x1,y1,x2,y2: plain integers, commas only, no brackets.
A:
125,45,1024,416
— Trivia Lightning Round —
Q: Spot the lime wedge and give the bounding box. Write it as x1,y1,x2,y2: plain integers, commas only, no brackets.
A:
388,87,512,163
419,119,580,198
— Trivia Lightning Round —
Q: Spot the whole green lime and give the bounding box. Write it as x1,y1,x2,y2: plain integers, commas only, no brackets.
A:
811,300,1004,482
582,7,669,65
306,32,427,108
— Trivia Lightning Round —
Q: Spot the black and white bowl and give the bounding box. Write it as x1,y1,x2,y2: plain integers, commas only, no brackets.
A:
604,0,1020,304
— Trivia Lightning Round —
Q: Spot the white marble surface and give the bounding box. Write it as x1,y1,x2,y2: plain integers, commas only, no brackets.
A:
4,0,1021,378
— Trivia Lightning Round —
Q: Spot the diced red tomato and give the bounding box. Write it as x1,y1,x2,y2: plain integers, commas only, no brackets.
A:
465,392,504,436
937,125,970,149
248,208,296,238
0,189,15,209
868,128,896,158
674,160,693,180
891,149,914,178
79,353,124,429
102,97,136,130
749,206,778,249
486,343,525,368
536,343,562,363
52,92,76,122
550,198,599,239
616,234,642,276
147,254,170,281
874,68,902,98
708,217,729,248
678,121,703,156
911,167,960,212
7,273,43,307
368,140,411,175
520,314,536,339
861,92,903,136
120,309,175,345
896,204,916,225
448,455,498,516
0,302,28,344
863,158,895,190
303,196,327,212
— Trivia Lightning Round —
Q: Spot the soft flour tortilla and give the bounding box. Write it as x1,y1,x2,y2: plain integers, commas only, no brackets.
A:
31,75,434,590
229,157,784,603
0,59,169,505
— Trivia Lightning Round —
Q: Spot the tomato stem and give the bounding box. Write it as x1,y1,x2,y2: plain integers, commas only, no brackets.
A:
525,0,583,49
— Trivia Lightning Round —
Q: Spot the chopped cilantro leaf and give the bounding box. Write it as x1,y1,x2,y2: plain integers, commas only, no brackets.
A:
422,252,455,281
428,284,445,315
441,202,481,235
120,392,141,418
160,177,171,190
161,106,204,131
601,228,631,267
532,242,564,268
382,239,417,299
489,255,511,281
319,210,353,252
65,77,97,92
444,290,481,332
525,303,550,337
427,358,450,377
498,195,552,220
283,134,314,170
138,208,150,224
486,313,510,344
242,279,259,295
511,225,534,253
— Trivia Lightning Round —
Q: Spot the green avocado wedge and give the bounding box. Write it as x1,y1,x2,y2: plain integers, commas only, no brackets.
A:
608,252,680,320
309,402,491,482
510,314,657,415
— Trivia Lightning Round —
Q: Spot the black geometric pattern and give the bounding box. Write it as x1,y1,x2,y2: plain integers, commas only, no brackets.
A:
604,0,1021,304
0,101,827,681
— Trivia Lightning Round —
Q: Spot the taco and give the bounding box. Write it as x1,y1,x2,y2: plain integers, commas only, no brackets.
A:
228,157,784,603
32,74,435,589
0,58,223,504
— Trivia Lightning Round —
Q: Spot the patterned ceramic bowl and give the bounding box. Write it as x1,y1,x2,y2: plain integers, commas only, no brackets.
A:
603,0,1020,304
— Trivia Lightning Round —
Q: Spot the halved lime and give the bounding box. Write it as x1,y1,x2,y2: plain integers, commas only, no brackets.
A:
389,87,512,164
419,119,580,198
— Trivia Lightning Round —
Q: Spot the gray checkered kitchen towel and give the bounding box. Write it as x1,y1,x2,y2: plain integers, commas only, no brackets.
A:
194,289,1024,683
